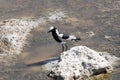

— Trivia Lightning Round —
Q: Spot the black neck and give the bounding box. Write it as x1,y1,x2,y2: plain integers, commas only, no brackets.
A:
51,29,62,43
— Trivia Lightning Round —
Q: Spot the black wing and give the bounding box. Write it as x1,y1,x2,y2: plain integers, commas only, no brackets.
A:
62,33,69,39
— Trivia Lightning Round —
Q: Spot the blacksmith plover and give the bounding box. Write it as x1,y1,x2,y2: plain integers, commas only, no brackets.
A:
48,26,81,51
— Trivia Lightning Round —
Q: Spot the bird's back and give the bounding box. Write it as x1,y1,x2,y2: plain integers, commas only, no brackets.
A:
61,33,69,39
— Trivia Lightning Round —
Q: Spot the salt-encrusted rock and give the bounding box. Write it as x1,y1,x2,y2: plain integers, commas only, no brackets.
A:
0,19,40,55
48,46,118,80
0,19,41,65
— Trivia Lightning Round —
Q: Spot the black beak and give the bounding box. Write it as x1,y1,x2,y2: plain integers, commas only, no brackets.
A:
47,30,51,33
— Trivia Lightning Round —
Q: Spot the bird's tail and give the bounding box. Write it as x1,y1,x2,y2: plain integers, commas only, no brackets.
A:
68,35,81,42
74,37,81,42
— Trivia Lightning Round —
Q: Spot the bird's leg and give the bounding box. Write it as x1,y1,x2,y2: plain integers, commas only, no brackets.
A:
65,43,68,51
61,42,66,52
61,43,64,52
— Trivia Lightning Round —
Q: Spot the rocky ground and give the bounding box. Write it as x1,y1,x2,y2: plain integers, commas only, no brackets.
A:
0,0,120,80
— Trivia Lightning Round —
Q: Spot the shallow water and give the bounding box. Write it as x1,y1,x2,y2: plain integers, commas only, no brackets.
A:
0,0,120,80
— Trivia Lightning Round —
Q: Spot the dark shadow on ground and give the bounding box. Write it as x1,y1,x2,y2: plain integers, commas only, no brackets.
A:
27,57,59,67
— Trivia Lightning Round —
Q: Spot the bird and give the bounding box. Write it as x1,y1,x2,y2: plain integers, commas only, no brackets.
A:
48,26,81,52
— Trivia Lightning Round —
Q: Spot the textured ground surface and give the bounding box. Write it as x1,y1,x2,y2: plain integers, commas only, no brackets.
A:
0,0,120,80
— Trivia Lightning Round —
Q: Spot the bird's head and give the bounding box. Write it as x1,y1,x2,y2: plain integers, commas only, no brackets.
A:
48,26,56,33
